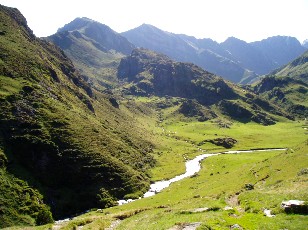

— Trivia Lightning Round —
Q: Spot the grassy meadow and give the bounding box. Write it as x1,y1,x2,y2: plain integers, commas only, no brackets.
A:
26,97,307,230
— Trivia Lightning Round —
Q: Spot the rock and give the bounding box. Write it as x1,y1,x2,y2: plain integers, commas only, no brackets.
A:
191,207,209,213
263,209,275,217
281,200,308,214
168,222,201,230
201,137,237,149
230,224,243,229
109,97,119,108
178,99,217,121
244,183,254,190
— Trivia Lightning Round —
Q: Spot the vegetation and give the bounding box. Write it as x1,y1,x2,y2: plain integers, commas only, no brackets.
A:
254,50,308,118
0,4,155,224
0,169,53,228
0,4,307,229
42,140,307,230
47,17,134,92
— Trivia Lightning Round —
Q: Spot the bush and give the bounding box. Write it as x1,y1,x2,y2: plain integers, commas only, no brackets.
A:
36,208,54,225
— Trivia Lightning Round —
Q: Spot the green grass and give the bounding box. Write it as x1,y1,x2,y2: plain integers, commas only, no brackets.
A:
147,117,306,181
0,75,23,96
56,141,307,230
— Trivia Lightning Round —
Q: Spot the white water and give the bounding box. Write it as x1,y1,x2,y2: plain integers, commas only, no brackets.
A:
118,148,286,205
143,153,220,198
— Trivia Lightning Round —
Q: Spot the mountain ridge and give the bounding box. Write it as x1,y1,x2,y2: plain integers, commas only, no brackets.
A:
121,24,307,84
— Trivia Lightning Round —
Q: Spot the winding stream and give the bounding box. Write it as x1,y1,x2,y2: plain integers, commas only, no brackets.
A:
117,148,286,205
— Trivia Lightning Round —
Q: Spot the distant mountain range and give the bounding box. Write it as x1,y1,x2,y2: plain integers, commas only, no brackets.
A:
122,24,307,83
48,18,307,85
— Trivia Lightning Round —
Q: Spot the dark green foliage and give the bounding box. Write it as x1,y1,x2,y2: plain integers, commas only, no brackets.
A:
0,4,155,225
201,137,237,148
0,169,53,228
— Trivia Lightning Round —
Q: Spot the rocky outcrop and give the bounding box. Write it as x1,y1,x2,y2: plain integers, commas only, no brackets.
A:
178,99,217,121
281,200,308,214
199,137,237,149
118,48,237,105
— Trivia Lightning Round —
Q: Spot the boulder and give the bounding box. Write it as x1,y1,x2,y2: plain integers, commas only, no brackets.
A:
281,200,308,214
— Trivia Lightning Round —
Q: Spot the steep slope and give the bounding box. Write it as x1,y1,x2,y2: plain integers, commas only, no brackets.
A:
303,39,308,48
118,48,292,124
254,50,308,117
118,48,236,104
0,5,155,225
47,17,135,91
252,36,307,68
57,17,135,55
220,37,275,75
122,24,256,83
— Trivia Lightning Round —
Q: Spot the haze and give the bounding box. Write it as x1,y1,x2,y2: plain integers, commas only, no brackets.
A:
1,0,308,43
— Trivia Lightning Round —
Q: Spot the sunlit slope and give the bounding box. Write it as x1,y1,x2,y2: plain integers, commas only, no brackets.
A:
0,4,155,225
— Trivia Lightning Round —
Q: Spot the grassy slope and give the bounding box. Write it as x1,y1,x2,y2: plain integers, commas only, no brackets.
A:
253,50,308,116
47,31,123,91
0,4,156,226
41,136,307,230
37,97,308,229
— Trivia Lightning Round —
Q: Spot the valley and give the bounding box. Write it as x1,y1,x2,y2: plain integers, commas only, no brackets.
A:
0,3,307,230
35,113,308,229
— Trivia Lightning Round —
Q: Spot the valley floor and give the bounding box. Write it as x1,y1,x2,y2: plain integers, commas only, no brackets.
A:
6,114,307,230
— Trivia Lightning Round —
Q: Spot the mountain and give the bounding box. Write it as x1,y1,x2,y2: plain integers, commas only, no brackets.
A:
254,50,308,117
118,48,292,124
0,5,155,226
122,24,257,84
303,39,308,48
47,17,135,91
57,17,135,55
220,37,275,75
251,36,307,69
122,25,307,84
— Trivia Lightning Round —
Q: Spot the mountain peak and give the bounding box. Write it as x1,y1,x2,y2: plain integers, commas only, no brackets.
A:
127,23,164,34
0,4,35,40
57,17,110,33
222,36,248,45
53,17,135,55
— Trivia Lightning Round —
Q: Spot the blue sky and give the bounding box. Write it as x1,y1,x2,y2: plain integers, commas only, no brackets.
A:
1,0,308,43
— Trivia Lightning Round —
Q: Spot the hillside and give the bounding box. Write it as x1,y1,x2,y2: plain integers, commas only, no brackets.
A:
254,50,308,117
47,17,135,91
122,24,307,84
0,5,155,226
117,48,293,125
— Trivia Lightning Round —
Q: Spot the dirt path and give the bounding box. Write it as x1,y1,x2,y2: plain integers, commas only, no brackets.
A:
168,222,202,230
105,219,121,230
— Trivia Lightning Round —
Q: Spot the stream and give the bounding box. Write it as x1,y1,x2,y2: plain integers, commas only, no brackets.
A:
117,148,286,205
